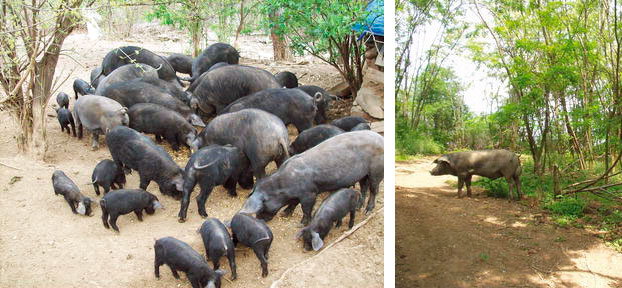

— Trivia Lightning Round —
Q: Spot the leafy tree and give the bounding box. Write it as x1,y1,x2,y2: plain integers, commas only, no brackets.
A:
261,0,377,97
0,0,93,159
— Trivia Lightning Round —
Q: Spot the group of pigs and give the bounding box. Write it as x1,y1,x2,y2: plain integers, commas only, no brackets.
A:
50,42,384,288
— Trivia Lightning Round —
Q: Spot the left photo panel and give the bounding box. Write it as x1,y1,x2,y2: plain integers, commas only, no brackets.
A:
0,1,387,287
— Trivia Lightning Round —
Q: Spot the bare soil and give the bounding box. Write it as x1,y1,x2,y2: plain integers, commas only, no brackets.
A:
396,157,622,288
0,30,383,288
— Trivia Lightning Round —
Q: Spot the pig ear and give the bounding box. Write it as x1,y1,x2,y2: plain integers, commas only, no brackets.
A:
433,156,450,165
313,92,323,103
311,231,323,251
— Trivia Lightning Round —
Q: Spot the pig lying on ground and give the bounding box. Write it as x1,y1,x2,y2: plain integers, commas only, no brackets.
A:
100,189,162,232
56,107,76,137
52,170,93,216
106,126,185,198
430,149,523,200
178,145,250,222
289,124,344,155
154,237,226,288
240,130,384,225
296,188,360,251
230,213,273,277
198,218,237,280
92,159,126,195
73,95,129,149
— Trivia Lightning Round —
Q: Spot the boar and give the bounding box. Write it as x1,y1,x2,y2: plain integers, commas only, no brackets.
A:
91,159,126,195
100,189,162,232
296,188,360,251
220,88,320,133
198,218,237,280
240,131,384,225
430,149,523,200
106,126,185,198
178,145,250,221
289,124,344,155
56,107,76,137
73,95,129,149
154,237,226,288
192,109,289,179
128,103,198,151
52,170,93,216
230,213,273,277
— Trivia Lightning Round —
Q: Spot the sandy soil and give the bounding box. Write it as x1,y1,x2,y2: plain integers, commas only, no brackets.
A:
0,30,383,288
396,158,622,288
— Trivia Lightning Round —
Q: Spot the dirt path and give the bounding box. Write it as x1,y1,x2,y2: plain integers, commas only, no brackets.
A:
396,157,622,288
0,30,383,288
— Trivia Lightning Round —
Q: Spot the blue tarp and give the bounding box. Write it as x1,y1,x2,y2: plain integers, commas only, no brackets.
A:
353,0,384,37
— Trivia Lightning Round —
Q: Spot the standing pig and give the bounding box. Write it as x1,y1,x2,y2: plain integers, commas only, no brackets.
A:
430,150,523,200
275,71,298,88
289,124,344,155
52,170,93,216
220,88,320,133
296,85,338,124
91,159,126,195
239,131,384,225
198,218,237,280
101,46,181,85
73,78,95,99
128,103,198,151
230,213,273,277
56,92,69,109
154,237,226,288
178,145,250,221
73,95,129,149
190,43,240,83
167,53,193,75
94,63,159,95
188,65,281,116
106,126,185,198
100,189,162,232
100,79,204,127
191,109,289,179
56,107,76,137
296,188,360,251
330,116,368,131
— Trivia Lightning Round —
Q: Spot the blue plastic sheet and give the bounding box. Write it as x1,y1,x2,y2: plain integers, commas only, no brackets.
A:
353,0,384,37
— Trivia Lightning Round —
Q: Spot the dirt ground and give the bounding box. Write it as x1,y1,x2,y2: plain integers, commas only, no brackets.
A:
396,157,622,288
0,29,383,288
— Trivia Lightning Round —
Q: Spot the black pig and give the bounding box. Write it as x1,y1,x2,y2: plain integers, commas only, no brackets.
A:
56,92,69,109
91,159,126,195
128,103,198,151
190,43,239,83
198,218,237,280
289,124,344,155
73,78,95,99
275,71,298,88
330,116,368,131
230,213,273,277
52,170,93,216
56,107,76,137
100,189,162,232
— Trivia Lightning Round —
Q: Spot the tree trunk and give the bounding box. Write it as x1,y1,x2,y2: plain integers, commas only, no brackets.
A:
234,0,246,48
270,11,292,61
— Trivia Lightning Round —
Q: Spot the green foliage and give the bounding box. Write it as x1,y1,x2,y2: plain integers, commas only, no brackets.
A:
544,196,586,218
396,116,442,155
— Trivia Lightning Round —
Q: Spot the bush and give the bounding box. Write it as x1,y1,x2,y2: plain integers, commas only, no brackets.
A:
544,196,586,218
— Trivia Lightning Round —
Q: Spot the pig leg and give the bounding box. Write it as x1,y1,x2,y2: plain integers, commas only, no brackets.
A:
109,214,120,232
335,218,342,228
224,177,237,196
139,175,152,191
227,249,238,280
169,267,180,279
101,209,110,229
457,177,464,198
252,244,269,277
78,123,83,139
91,131,100,150
465,175,473,197
515,175,523,199
135,209,143,221
165,133,179,151
69,115,76,137
179,176,197,221
349,208,356,229
196,184,214,217
65,198,78,214
506,176,515,201
103,183,111,194
280,199,299,217
154,253,163,278
358,177,370,209
93,183,100,196
300,195,317,225
366,176,381,214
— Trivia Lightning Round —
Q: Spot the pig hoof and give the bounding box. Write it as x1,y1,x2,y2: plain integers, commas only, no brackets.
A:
178,218,186,223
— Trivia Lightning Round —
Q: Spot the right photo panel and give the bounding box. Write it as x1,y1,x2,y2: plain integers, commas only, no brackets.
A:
396,0,622,287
